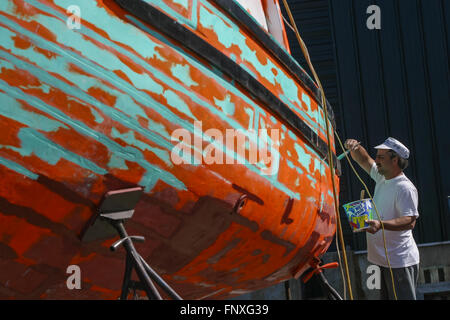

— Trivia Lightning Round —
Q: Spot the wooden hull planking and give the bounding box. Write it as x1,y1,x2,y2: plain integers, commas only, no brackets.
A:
0,0,338,299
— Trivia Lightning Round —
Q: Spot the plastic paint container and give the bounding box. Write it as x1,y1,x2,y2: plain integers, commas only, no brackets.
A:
342,199,374,232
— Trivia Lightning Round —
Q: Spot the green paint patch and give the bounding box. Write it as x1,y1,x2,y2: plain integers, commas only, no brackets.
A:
164,89,196,120
90,108,104,124
108,153,128,170
111,127,172,167
173,0,189,9
214,94,235,116
294,143,312,171
171,63,198,87
0,156,38,180
4,127,107,175
301,92,311,112
0,92,67,132
54,0,166,61
314,158,326,177
115,94,148,120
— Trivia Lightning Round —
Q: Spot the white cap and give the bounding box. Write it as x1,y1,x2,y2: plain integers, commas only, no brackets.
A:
374,137,410,159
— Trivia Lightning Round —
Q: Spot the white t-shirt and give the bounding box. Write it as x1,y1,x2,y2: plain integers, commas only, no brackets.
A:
366,162,420,268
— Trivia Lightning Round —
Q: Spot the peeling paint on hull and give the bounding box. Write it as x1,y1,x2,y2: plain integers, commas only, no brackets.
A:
0,0,338,299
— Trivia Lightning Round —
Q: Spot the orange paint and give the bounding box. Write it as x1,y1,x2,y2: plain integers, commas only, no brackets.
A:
0,0,338,300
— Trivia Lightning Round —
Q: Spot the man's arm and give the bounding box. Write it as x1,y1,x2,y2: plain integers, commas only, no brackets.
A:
366,216,417,234
344,139,375,174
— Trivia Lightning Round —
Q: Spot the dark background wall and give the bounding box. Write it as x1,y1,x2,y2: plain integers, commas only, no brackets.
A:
281,0,450,250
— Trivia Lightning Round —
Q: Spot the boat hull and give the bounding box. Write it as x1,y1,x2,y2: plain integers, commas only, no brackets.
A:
0,0,338,299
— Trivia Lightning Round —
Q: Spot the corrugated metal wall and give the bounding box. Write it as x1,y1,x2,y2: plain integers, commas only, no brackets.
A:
283,0,450,250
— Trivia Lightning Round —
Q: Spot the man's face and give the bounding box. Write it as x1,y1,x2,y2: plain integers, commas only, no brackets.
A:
375,149,396,176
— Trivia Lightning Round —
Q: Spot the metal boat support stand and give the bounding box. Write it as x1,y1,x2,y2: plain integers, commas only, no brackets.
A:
316,271,343,300
108,219,182,300
91,187,183,300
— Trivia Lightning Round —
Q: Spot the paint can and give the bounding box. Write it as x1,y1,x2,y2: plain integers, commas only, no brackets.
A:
342,199,374,232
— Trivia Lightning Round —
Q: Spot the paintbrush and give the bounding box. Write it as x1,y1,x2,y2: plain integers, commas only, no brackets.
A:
337,142,361,161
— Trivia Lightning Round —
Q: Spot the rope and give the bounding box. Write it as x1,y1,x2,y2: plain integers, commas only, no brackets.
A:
281,0,354,300
281,0,398,300
334,215,347,300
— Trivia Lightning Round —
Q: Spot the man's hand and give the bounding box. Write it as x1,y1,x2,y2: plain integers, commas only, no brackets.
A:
366,220,381,234
343,138,374,174
344,139,361,151
366,216,417,234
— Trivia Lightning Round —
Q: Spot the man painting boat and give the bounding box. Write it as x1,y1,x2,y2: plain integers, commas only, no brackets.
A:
345,137,420,300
